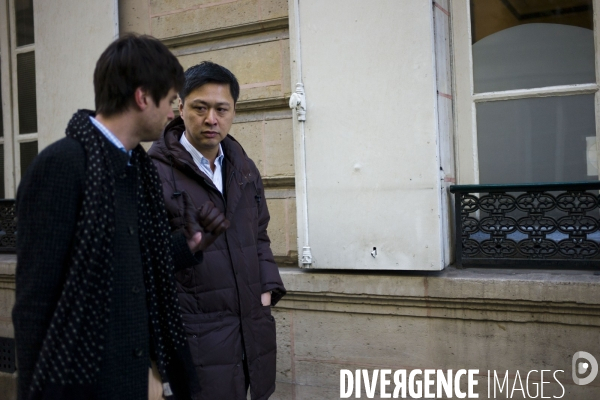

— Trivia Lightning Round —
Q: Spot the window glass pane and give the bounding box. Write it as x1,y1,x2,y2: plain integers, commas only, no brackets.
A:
20,141,37,179
471,0,595,92
17,52,37,134
477,94,595,184
15,0,34,47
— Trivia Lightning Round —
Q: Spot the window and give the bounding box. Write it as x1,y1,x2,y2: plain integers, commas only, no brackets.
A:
452,0,599,185
0,0,39,199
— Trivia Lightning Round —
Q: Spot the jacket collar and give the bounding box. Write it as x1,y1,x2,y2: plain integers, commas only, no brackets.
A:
150,116,255,184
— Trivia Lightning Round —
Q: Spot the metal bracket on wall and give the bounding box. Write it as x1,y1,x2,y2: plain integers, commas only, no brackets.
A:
289,83,307,121
301,246,313,266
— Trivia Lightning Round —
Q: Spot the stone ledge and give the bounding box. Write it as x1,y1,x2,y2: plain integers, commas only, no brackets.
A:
236,96,290,112
5,252,599,321
276,291,600,326
263,176,295,189
233,108,293,124
278,266,600,306
0,254,15,277
162,17,288,48
170,28,289,57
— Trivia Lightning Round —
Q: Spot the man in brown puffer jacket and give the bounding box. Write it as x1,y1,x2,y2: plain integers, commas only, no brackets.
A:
148,61,286,400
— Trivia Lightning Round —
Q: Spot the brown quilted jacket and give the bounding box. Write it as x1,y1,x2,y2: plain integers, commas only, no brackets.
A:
148,117,286,400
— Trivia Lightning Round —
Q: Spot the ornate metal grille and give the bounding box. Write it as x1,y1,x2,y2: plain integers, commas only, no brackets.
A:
0,200,15,253
449,182,600,268
0,337,16,373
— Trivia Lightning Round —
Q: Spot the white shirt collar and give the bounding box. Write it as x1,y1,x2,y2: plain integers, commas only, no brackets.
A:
180,132,225,193
180,132,224,167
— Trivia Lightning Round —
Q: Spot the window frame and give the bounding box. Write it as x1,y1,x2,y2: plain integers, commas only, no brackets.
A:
0,0,38,199
10,0,37,193
450,0,600,185
0,1,14,198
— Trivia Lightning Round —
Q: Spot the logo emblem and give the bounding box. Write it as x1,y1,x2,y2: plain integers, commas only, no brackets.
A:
572,351,598,385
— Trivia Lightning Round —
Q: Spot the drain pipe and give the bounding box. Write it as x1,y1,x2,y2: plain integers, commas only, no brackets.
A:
289,0,312,267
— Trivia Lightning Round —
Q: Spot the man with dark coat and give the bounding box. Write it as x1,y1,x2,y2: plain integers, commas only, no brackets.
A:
148,61,287,400
13,35,228,400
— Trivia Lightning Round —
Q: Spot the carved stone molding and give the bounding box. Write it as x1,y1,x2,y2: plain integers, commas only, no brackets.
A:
236,96,291,113
162,17,289,48
233,108,293,124
276,266,600,326
276,291,600,327
263,176,295,189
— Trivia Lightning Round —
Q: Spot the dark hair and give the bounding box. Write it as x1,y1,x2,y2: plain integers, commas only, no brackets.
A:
180,61,240,104
94,33,185,116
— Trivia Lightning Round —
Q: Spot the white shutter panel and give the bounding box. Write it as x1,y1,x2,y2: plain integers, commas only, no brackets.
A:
290,0,445,270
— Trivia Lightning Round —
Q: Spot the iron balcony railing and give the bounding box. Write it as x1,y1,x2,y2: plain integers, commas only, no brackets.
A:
0,200,16,253
449,182,600,269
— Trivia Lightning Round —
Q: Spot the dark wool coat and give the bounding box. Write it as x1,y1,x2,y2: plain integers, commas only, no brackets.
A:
148,117,286,400
13,117,198,400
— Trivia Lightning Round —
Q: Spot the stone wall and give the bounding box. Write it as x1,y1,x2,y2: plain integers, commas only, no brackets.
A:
2,258,600,399
273,268,600,399
120,0,298,267
0,256,16,400
3,2,599,400
116,2,600,399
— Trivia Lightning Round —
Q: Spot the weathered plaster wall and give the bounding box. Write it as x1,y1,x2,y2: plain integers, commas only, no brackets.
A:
35,0,118,150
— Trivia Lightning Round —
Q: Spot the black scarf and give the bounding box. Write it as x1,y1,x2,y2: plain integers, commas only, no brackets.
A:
30,111,189,397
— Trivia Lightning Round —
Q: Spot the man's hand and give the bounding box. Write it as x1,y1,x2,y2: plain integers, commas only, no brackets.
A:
186,232,203,253
261,291,271,306
196,201,230,250
181,192,229,252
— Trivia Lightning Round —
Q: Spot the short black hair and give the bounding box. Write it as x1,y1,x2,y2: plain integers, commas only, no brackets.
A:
180,61,240,105
94,33,184,117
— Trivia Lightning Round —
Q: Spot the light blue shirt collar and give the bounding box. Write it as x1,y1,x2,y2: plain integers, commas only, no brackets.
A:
89,116,133,159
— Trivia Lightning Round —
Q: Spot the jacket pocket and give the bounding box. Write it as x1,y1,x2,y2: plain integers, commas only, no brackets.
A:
181,311,229,367
261,305,272,318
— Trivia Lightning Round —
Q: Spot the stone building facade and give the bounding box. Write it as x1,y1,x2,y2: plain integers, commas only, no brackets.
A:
1,0,599,399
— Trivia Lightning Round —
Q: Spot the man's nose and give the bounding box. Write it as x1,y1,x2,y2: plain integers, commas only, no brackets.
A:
205,109,217,125
167,108,175,120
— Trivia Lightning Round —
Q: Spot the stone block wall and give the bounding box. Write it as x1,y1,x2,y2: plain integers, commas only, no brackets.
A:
3,3,598,400
273,268,600,399
120,0,298,266
0,256,16,400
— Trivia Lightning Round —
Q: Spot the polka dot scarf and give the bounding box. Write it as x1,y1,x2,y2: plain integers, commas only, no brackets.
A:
31,110,188,395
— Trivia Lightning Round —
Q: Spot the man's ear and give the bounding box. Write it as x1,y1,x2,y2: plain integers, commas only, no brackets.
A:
178,97,184,117
133,87,150,111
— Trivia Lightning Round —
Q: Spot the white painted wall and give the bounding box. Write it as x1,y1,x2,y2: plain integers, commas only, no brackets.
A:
291,0,443,270
34,0,118,150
